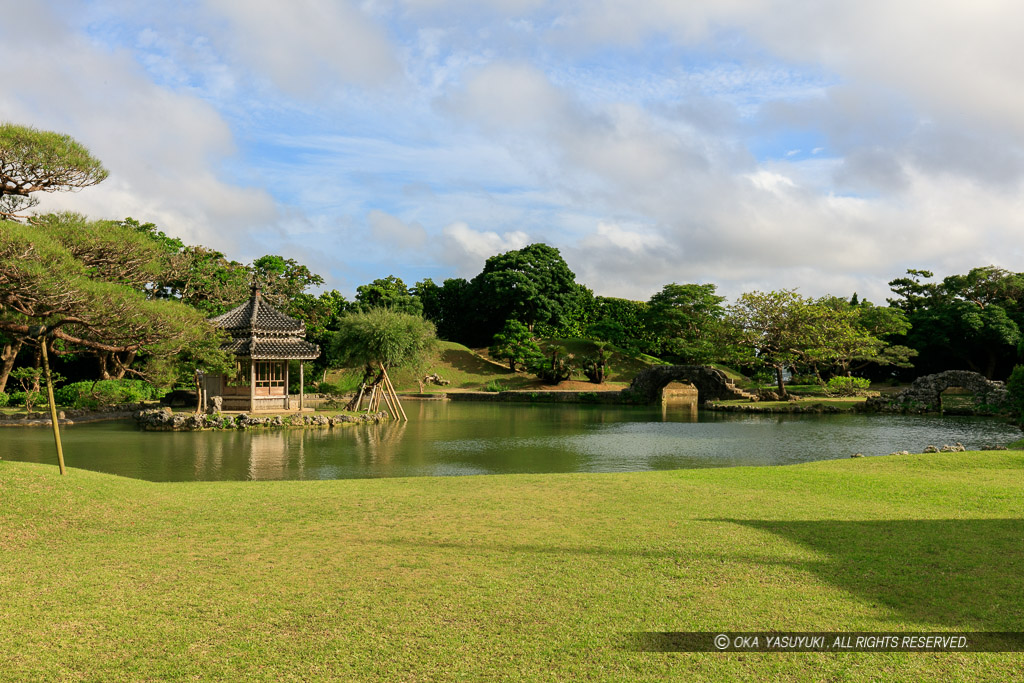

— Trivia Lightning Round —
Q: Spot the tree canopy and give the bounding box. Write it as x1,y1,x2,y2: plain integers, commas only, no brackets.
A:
0,216,229,390
0,123,108,220
330,308,437,371
355,275,422,315
644,283,725,363
888,266,1024,378
469,243,584,342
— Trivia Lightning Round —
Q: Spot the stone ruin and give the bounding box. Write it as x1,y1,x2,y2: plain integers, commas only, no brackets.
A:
862,370,1009,414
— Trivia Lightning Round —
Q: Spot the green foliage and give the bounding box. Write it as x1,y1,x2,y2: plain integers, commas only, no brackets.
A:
355,275,422,315
331,308,437,370
826,376,872,396
644,283,726,363
0,392,8,407
53,379,166,409
0,218,230,384
484,380,506,392
489,320,543,371
586,296,650,355
580,342,612,384
8,366,62,412
470,243,586,344
888,266,1024,378
0,123,108,220
290,289,349,369
529,346,575,384
1006,366,1024,418
413,277,472,342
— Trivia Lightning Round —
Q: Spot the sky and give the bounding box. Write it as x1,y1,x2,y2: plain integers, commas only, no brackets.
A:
3,0,1024,304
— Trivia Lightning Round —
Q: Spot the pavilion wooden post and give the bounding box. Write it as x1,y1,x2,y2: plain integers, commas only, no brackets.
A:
284,361,289,411
249,359,256,412
299,362,304,411
34,329,66,476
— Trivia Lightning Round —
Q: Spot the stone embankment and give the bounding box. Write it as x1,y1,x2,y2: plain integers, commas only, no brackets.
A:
445,390,624,404
706,402,846,414
135,407,389,431
0,402,151,427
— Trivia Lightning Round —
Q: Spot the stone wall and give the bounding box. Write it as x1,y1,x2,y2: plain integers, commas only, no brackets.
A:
862,370,1009,414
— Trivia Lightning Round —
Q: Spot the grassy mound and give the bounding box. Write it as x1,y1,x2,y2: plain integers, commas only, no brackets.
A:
328,339,661,393
2,453,1023,680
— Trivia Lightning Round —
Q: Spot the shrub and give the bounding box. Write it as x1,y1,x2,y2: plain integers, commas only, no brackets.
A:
315,381,346,395
826,376,871,396
581,343,612,384
0,392,8,408
6,391,27,407
529,347,575,384
53,379,167,409
485,380,506,392
1007,365,1024,418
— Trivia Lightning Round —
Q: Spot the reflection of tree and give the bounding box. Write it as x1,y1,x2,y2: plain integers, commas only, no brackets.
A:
351,420,409,469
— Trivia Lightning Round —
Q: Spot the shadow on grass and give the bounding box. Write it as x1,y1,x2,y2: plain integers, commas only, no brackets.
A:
710,518,1024,630
440,349,512,376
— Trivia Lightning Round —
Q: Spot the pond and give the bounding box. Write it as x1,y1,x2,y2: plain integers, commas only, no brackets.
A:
1,401,1020,482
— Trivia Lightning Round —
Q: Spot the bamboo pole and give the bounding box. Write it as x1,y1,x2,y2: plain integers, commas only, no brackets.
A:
379,364,408,421
38,332,66,476
378,372,400,420
367,383,379,413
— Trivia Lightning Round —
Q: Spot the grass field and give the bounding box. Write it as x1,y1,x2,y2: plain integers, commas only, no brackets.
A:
2,451,1023,681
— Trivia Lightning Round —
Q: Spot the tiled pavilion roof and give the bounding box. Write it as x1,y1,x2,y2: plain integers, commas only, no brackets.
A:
209,287,320,360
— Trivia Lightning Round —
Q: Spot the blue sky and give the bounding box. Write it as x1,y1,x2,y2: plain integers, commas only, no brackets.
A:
3,1,1023,303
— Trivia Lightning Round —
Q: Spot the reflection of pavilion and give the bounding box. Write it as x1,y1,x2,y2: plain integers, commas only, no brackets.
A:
202,285,320,412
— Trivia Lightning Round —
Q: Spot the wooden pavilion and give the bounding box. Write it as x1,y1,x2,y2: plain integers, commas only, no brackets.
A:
201,286,320,412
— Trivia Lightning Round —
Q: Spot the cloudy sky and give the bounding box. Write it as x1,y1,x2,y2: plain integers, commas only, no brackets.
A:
3,1,1023,303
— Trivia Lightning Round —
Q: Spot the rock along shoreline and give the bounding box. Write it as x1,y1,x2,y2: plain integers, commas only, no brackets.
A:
134,407,389,431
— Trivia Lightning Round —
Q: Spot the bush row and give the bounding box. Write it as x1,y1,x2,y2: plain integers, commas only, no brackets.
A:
53,379,168,409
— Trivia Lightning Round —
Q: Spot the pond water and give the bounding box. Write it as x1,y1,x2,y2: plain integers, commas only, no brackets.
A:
1,401,1020,482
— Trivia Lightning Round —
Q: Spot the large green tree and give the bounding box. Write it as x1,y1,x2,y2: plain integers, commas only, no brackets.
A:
644,283,726,363
817,296,916,378
585,296,651,356
888,266,1023,378
0,123,108,220
469,243,586,345
251,254,325,312
355,275,422,315
724,290,825,397
415,277,476,343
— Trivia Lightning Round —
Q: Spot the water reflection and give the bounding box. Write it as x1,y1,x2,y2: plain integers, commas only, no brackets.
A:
1,402,1020,481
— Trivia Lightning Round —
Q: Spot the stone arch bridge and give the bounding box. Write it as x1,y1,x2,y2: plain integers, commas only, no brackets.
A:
863,370,1009,413
626,365,757,404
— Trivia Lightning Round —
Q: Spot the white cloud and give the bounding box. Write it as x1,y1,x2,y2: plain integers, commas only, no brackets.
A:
440,222,530,273
0,2,277,252
6,0,1024,306
368,209,428,248
202,0,401,94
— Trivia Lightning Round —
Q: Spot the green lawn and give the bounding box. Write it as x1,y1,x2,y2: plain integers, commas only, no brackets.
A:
2,452,1023,681
329,339,659,393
